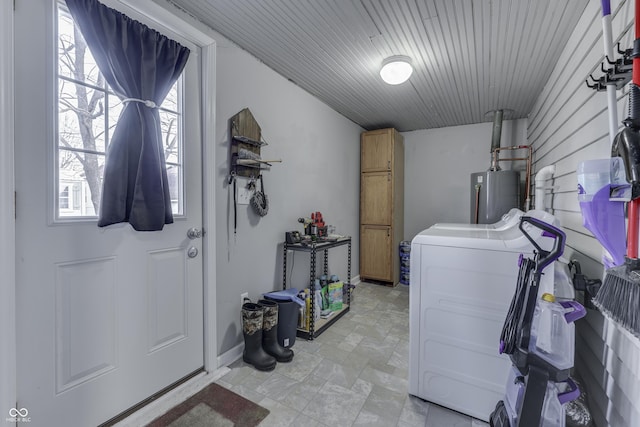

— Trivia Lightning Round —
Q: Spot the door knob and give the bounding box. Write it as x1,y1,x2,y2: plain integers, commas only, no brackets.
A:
187,227,203,239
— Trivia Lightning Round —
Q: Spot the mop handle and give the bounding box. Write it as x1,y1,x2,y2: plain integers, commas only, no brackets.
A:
628,0,640,259
635,0,640,87
601,0,619,143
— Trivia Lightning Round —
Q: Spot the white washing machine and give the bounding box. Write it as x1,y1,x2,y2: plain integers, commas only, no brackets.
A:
408,210,558,422
432,208,524,231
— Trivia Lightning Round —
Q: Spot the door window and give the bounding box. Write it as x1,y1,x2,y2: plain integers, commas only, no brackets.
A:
56,2,184,220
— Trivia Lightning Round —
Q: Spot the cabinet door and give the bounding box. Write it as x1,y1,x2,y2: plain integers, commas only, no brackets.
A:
360,225,392,281
361,129,393,172
361,171,392,225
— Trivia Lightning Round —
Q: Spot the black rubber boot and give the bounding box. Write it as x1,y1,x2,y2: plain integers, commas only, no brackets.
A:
242,302,277,371
258,299,294,362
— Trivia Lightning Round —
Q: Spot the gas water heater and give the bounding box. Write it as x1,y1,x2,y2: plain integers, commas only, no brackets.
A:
470,170,520,224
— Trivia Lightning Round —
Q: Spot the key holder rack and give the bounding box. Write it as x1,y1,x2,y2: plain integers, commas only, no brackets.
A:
227,108,281,183
586,43,633,91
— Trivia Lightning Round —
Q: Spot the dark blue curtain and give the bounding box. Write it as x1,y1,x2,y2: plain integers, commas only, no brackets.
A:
65,0,190,231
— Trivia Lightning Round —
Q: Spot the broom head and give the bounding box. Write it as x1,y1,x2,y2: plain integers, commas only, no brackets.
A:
593,257,640,337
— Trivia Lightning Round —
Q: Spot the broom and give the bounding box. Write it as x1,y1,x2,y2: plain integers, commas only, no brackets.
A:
592,0,640,337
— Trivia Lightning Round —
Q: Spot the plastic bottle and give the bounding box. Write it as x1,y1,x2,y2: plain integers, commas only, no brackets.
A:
503,366,525,427
553,261,575,300
577,159,611,202
540,378,580,427
529,293,585,370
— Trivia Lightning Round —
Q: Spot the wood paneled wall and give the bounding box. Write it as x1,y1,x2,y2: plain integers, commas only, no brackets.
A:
527,1,639,426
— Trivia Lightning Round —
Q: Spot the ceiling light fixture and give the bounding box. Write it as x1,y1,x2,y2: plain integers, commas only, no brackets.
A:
380,55,413,85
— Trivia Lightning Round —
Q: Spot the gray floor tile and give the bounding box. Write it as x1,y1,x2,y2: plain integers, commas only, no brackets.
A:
358,365,408,394
218,282,484,427
352,408,399,427
312,357,361,389
302,381,368,427
276,373,326,409
361,383,406,421
399,395,430,426
255,373,300,398
257,397,301,427
425,404,473,427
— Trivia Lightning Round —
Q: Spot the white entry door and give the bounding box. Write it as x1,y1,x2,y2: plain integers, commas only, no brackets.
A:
14,1,205,426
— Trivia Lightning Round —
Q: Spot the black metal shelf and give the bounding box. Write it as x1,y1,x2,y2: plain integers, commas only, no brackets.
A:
282,236,352,340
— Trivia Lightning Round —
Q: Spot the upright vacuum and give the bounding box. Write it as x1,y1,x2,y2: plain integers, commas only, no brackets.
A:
490,216,586,427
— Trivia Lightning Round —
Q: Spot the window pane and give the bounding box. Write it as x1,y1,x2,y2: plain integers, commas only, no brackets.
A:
57,9,102,87
58,82,106,153
58,150,104,217
166,164,183,215
160,110,180,164
59,185,70,209
162,81,179,112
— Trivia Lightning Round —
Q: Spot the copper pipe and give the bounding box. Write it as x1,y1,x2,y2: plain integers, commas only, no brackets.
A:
474,184,481,224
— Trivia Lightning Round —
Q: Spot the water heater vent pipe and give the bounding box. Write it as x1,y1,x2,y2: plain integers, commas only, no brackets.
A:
535,165,556,211
490,110,504,171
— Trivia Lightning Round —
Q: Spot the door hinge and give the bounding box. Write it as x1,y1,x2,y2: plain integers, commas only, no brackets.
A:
14,191,16,219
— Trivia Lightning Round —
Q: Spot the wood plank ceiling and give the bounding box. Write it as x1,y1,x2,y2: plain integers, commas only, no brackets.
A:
167,0,589,132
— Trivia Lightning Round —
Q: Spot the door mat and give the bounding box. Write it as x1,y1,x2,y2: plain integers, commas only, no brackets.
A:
146,382,269,427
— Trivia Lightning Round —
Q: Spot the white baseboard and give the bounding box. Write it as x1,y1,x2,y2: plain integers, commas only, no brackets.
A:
217,342,244,368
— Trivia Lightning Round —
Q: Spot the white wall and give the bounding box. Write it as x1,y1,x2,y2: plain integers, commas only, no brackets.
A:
214,39,362,355
403,119,528,240
527,0,640,426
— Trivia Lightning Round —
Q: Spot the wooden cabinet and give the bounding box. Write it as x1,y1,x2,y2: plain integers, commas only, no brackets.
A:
360,171,392,225
360,128,404,285
361,131,393,172
360,225,392,281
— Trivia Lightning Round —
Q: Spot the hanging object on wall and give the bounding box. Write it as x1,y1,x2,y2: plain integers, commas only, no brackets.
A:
227,108,280,233
228,108,281,181
600,0,620,144
585,20,632,97
591,0,640,338
250,175,269,217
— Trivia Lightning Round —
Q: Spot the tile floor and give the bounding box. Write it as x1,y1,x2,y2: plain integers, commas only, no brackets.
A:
216,282,491,427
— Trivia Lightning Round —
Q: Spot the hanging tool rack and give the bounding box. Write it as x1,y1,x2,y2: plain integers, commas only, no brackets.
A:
227,108,281,182
227,108,282,233
586,43,633,91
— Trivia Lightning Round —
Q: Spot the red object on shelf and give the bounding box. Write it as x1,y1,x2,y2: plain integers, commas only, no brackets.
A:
312,211,327,236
